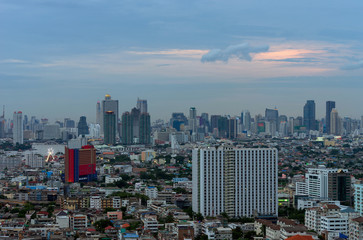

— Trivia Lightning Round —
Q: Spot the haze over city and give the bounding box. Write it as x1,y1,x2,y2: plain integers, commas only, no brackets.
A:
1,0,363,121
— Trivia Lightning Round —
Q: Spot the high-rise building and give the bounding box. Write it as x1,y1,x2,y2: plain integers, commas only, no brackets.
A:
101,94,119,135
189,107,197,133
265,108,279,133
354,183,363,215
121,112,132,145
210,115,221,132
121,107,151,145
330,108,340,135
306,166,349,200
192,146,278,218
170,113,188,131
227,118,237,139
326,101,336,134
104,111,116,145
139,113,151,145
77,116,89,136
13,111,23,145
64,118,75,128
303,100,316,131
244,111,251,131
137,98,148,113
328,171,351,205
64,145,97,183
0,107,5,138
96,101,101,125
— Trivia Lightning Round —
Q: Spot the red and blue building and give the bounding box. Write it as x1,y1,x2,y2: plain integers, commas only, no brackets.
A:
65,145,97,183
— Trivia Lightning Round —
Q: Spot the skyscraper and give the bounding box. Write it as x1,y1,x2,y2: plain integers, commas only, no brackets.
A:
330,108,340,135
77,116,89,136
139,113,151,145
265,108,279,133
303,100,316,131
13,111,23,145
96,101,101,125
189,107,197,133
244,111,251,131
104,111,116,145
121,107,151,145
326,101,336,134
101,94,119,135
121,112,133,145
192,146,278,217
0,107,5,138
136,98,148,113
65,145,97,183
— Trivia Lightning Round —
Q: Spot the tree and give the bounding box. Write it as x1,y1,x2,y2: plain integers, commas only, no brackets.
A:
232,227,243,239
94,219,113,233
195,213,204,221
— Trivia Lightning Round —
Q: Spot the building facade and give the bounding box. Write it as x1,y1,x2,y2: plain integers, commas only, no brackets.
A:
13,111,23,145
64,145,97,183
192,146,278,218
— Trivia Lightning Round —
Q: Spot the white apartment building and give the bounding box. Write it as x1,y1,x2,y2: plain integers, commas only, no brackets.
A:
306,166,347,199
90,196,102,209
105,175,122,184
145,186,158,199
305,204,341,233
354,183,363,216
25,153,44,168
295,181,307,195
349,217,363,240
192,146,278,218
112,197,121,209
297,199,340,210
320,214,348,236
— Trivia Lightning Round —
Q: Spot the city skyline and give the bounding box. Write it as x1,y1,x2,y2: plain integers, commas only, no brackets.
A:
1,0,363,120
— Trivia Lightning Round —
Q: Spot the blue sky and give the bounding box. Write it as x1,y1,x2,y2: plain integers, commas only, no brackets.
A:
1,0,363,122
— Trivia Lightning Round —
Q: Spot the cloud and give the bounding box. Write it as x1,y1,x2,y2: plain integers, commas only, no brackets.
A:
201,43,269,63
0,59,28,64
341,60,363,70
263,58,318,63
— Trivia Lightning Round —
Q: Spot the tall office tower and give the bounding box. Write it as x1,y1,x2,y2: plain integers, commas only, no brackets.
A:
77,116,89,136
64,145,97,183
170,113,188,131
96,101,101,125
139,113,151,145
188,107,197,133
64,118,75,128
217,116,228,138
244,111,251,131
104,111,116,145
303,100,316,131
210,115,221,132
122,108,151,145
288,117,294,135
121,112,133,145
326,101,336,134
136,98,148,113
0,107,5,138
265,108,279,132
200,113,210,132
227,118,237,139
23,115,28,130
330,109,340,135
328,171,352,205
13,111,23,145
192,146,278,218
101,94,119,135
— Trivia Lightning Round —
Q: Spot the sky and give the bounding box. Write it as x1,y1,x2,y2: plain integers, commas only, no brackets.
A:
1,0,363,122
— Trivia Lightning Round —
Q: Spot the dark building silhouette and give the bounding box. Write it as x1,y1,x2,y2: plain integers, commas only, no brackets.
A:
77,116,89,136
104,111,116,145
326,101,336,133
303,100,316,131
